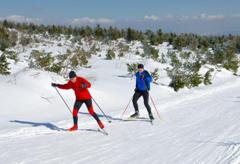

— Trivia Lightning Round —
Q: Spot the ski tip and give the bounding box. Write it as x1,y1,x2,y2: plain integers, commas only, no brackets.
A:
98,128,109,135
150,121,153,125
102,129,109,135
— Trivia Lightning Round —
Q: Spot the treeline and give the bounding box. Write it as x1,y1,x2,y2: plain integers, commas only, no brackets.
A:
1,20,240,91
1,20,240,53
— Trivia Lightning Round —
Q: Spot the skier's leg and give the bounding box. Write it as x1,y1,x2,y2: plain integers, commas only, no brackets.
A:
131,91,142,117
69,100,83,130
143,91,154,120
85,99,104,129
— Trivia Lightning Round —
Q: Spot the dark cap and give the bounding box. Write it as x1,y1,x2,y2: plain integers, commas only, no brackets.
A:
69,71,77,79
137,64,144,69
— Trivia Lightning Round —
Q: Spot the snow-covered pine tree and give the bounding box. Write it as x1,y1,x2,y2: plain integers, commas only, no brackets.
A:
151,68,160,83
0,54,10,75
106,49,115,60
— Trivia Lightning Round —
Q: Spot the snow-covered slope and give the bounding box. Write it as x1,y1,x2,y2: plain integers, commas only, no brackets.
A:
1,34,240,164
1,57,240,164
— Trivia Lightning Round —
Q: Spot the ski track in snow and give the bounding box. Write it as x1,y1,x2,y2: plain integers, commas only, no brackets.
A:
0,77,238,140
1,77,240,164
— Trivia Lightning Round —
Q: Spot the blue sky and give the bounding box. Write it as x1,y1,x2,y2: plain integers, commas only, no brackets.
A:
0,0,240,34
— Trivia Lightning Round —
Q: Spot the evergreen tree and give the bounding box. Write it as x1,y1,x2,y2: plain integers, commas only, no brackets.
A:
126,63,139,75
0,27,10,51
106,49,116,60
151,68,159,82
204,68,214,85
156,29,163,44
0,54,10,75
94,25,105,40
150,47,159,61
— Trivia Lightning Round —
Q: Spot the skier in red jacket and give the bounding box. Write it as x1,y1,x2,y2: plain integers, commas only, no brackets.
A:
52,71,104,131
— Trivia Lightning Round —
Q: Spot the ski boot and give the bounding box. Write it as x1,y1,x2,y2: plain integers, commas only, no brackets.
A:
68,124,78,131
149,113,154,121
130,112,139,118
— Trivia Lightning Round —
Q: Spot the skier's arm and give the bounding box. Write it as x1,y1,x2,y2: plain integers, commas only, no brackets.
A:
58,81,72,90
145,71,152,83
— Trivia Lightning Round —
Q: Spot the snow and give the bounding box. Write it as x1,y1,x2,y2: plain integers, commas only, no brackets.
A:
1,35,240,164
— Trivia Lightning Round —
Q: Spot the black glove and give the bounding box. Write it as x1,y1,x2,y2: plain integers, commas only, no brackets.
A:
140,74,144,79
134,88,138,92
51,83,59,87
81,83,87,89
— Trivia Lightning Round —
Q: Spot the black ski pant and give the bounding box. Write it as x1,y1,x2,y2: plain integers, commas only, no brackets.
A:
132,90,152,115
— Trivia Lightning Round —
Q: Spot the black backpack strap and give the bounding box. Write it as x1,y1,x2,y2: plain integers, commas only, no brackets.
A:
143,71,150,90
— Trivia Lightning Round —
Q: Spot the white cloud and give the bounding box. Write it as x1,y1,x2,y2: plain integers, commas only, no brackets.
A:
69,17,115,25
144,15,159,21
143,14,225,22
199,13,225,20
179,13,225,21
0,15,42,23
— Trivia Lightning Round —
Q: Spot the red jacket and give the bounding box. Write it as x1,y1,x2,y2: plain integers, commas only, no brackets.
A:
58,77,92,100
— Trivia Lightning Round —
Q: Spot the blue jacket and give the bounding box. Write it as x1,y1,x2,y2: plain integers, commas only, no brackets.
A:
136,70,152,91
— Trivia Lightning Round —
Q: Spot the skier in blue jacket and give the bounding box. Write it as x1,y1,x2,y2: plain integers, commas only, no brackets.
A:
130,64,154,120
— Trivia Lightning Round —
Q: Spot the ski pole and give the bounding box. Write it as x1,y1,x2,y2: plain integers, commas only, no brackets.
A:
142,77,162,121
121,96,133,118
54,87,72,114
92,97,112,123
149,95,162,120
